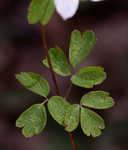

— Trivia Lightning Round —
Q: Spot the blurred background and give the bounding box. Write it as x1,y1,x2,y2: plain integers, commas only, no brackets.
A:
0,0,128,150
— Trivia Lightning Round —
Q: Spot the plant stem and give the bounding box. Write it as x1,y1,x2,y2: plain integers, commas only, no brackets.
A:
42,25,59,96
65,83,72,99
42,98,49,105
69,132,77,150
42,25,78,150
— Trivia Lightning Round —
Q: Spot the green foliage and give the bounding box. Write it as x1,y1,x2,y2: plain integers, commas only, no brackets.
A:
16,104,47,137
16,72,50,98
71,66,106,88
28,0,55,25
43,47,71,76
47,96,70,126
16,1,115,140
69,30,96,68
64,104,80,132
80,107,105,137
80,91,114,109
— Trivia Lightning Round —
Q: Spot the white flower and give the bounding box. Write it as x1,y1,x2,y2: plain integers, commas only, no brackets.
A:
54,0,79,20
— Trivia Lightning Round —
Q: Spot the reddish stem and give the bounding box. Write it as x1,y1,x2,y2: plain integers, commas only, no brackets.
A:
42,25,59,95
42,25,78,150
65,83,72,99
69,132,77,150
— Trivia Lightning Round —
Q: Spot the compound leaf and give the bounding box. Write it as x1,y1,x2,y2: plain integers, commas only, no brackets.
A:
16,72,50,98
47,96,70,126
69,30,96,68
64,104,80,132
80,91,115,109
71,66,106,88
80,107,105,137
28,0,55,25
43,47,70,76
16,104,47,137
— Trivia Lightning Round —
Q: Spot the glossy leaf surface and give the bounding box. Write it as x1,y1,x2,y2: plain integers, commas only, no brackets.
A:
71,66,106,88
16,72,50,98
47,96,70,126
80,107,105,137
81,91,114,109
69,30,96,68
16,104,47,137
28,0,55,25
43,47,70,76
64,104,80,132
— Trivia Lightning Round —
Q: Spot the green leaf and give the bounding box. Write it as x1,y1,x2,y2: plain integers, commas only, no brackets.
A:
69,30,96,68
28,0,55,25
16,104,47,137
43,47,70,76
80,91,115,109
80,107,105,137
71,66,106,88
16,72,50,98
47,96,70,126
64,104,80,132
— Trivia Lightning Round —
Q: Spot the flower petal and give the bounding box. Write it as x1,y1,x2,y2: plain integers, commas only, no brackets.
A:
54,0,79,20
